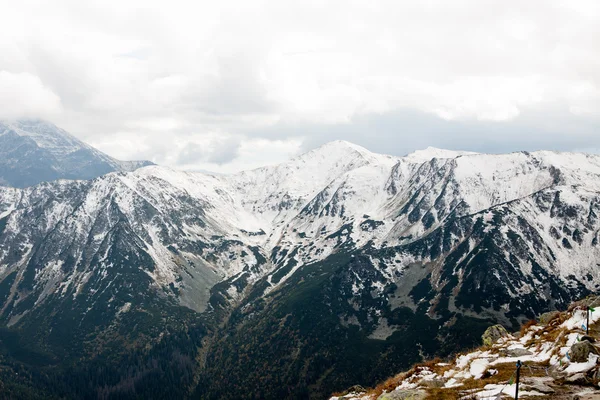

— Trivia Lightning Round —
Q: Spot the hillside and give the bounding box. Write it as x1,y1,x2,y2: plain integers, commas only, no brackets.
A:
331,296,600,399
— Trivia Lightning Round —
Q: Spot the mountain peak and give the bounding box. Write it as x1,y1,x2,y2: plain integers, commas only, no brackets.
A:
0,119,153,188
1,119,88,156
404,146,478,162
309,140,373,157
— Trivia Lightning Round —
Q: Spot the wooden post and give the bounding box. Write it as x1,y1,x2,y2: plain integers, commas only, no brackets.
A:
515,360,522,400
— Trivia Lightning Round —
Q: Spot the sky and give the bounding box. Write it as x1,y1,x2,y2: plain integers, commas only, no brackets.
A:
0,0,599,173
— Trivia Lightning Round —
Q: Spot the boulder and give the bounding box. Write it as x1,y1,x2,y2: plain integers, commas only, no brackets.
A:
377,390,427,400
566,372,588,384
419,378,445,388
523,382,555,394
570,340,599,363
538,311,560,325
482,324,510,346
341,385,366,395
500,348,532,357
546,365,567,380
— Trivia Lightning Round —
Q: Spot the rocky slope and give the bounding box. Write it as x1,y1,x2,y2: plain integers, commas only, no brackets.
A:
0,119,153,187
331,296,600,399
0,141,600,398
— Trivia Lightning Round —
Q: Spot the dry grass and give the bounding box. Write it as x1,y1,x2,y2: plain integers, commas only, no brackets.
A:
524,313,568,348
520,319,538,337
424,388,462,399
369,358,453,398
370,373,405,398
479,362,519,384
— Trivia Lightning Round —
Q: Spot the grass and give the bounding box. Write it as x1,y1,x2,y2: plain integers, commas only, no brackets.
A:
369,358,451,398
423,388,463,399
520,319,538,337
370,375,404,398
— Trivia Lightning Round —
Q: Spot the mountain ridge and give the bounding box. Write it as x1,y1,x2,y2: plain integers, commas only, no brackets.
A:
0,135,600,398
1,143,600,313
0,119,153,188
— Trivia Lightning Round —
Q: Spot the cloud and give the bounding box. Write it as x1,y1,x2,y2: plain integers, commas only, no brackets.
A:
0,0,598,171
0,71,62,119
176,136,240,166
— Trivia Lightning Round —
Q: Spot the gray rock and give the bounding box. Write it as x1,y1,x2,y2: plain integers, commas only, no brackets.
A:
500,347,532,357
419,378,445,388
340,385,367,395
538,311,560,325
546,365,567,380
522,382,555,394
482,324,510,346
566,372,588,384
570,340,599,363
377,390,427,400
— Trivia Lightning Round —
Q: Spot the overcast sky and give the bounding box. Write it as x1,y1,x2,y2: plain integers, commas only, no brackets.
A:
1,0,599,172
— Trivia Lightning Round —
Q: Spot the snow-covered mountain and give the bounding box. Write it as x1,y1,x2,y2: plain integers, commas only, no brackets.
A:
0,140,600,398
0,119,153,187
1,140,600,326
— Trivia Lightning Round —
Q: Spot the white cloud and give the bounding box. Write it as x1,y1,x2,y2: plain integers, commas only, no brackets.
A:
0,71,62,119
0,0,598,169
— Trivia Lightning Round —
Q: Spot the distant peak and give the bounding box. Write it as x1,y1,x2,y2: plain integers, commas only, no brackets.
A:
1,118,55,130
319,140,371,152
404,147,478,162
0,118,83,148
304,140,375,159
15,117,51,125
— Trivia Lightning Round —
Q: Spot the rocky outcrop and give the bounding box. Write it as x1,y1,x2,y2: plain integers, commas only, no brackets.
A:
482,324,510,346
539,311,561,325
377,390,426,400
569,340,599,363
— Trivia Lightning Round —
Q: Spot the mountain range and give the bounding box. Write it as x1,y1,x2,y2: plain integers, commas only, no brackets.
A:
0,122,599,399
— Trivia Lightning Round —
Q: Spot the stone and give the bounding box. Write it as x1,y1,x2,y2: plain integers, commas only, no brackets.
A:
341,385,367,395
522,381,555,394
482,324,510,346
566,372,587,384
546,365,567,380
419,378,445,388
500,347,532,357
592,367,600,385
377,390,427,400
570,340,599,363
538,311,560,325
